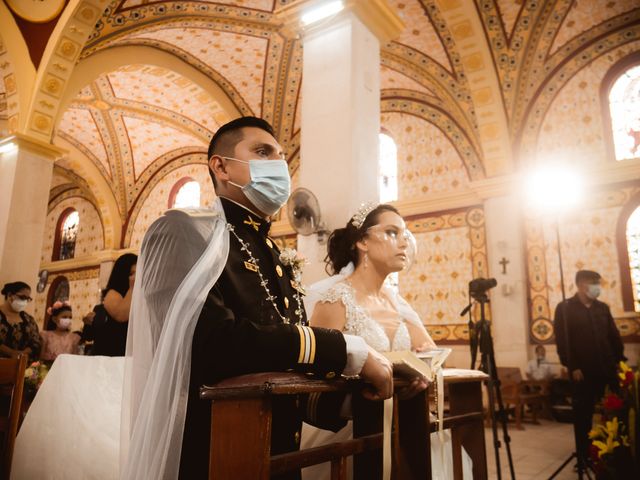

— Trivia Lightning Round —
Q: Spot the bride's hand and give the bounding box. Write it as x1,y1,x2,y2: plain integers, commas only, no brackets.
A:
359,348,393,401
396,377,429,400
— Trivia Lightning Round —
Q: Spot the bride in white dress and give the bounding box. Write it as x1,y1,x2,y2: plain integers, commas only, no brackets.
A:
301,203,472,480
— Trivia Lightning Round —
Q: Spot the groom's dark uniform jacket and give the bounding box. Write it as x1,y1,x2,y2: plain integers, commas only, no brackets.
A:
179,198,348,479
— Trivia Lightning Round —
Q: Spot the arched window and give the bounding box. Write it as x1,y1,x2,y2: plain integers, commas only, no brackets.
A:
626,206,640,312
379,132,398,203
53,208,79,261
169,177,201,209
608,63,640,161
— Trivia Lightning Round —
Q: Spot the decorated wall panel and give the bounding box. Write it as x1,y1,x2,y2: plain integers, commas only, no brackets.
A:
381,112,471,199
129,163,216,250
41,197,104,263
33,268,101,333
399,206,488,344
527,185,640,344
536,41,640,166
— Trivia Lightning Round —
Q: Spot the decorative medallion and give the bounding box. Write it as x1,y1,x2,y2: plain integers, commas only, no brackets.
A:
6,0,65,23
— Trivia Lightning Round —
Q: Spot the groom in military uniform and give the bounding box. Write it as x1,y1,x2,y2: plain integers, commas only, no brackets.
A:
179,117,393,479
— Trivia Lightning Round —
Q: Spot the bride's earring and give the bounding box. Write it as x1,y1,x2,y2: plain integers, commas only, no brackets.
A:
364,252,369,268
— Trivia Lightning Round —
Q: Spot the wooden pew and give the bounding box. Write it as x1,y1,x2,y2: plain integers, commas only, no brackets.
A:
200,370,487,479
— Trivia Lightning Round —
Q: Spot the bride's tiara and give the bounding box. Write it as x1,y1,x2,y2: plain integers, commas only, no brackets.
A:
350,202,378,229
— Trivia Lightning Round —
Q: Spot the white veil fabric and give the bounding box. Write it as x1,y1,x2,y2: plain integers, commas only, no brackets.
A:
120,198,230,479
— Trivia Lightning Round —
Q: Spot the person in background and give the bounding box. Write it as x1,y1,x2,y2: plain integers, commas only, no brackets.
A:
0,281,41,362
40,301,81,363
86,253,137,356
526,344,553,381
554,269,625,470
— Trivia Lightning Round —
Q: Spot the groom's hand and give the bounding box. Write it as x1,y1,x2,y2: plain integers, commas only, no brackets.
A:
359,348,393,401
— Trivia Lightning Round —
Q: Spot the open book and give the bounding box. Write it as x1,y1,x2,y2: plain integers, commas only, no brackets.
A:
383,348,452,381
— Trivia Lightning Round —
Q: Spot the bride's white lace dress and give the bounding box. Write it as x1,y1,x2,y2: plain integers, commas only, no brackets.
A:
301,281,472,480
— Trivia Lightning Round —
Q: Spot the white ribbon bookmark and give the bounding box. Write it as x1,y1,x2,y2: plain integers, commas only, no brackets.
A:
382,397,393,480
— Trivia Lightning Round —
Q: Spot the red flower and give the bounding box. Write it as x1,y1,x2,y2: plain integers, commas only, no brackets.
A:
603,393,624,410
622,371,634,387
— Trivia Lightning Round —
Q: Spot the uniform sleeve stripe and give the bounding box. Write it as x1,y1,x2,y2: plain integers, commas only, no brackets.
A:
302,326,311,363
308,327,316,364
296,324,306,364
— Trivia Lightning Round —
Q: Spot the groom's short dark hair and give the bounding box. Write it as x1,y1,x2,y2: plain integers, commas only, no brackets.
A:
207,117,276,188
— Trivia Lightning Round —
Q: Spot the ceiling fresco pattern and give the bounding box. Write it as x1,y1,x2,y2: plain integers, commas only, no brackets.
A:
37,0,638,247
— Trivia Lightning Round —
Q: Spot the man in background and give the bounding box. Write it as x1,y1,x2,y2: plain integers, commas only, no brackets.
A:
526,344,553,381
554,269,624,469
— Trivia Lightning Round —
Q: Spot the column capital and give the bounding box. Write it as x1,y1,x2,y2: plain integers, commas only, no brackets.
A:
276,0,404,43
470,174,519,200
0,133,66,161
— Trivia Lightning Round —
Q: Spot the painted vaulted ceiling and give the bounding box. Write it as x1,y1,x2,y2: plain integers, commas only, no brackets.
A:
2,0,639,248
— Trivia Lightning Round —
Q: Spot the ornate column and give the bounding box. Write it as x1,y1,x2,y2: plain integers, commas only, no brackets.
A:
278,0,403,282
473,177,530,371
0,134,64,303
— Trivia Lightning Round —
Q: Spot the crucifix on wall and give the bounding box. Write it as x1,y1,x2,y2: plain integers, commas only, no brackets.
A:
499,257,510,275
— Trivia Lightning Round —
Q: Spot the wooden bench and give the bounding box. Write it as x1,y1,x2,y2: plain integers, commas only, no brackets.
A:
201,371,488,479
496,367,548,430
0,354,27,479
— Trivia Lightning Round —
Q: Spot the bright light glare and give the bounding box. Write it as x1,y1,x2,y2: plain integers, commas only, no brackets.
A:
525,166,584,213
0,142,17,155
301,1,344,26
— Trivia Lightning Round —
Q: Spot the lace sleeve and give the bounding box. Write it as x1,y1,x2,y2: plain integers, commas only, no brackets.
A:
319,283,366,338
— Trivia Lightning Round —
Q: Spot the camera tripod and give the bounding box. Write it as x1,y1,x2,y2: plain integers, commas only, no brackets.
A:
462,293,516,480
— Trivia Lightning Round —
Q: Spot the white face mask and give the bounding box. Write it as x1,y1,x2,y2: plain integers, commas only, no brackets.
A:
58,317,72,329
586,284,601,300
225,158,291,216
10,299,28,313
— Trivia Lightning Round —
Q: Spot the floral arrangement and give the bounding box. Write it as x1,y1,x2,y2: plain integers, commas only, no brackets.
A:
24,361,49,399
588,361,639,478
46,299,70,316
279,248,306,286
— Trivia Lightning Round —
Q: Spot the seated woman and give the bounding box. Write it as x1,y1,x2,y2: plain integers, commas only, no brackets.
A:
302,203,472,480
0,281,42,362
40,301,81,363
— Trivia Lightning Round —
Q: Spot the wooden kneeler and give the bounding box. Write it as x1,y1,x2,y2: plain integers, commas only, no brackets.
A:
201,373,430,480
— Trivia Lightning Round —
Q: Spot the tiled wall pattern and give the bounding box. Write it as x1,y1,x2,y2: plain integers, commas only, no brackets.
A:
381,112,471,200
399,207,488,343
33,269,101,333
129,163,216,250
41,197,104,263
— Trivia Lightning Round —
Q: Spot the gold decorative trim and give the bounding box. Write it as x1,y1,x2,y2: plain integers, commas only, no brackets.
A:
40,248,137,273
277,0,404,43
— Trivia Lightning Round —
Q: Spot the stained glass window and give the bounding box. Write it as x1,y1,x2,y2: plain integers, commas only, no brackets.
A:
172,180,201,208
59,211,79,260
609,64,640,161
379,132,398,203
627,205,640,312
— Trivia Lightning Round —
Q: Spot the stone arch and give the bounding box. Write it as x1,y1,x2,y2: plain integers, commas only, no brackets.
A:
54,137,122,249
58,45,242,131
23,0,111,141
0,1,36,132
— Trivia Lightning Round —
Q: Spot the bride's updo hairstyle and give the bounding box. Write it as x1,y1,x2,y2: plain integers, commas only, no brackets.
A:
325,204,400,274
